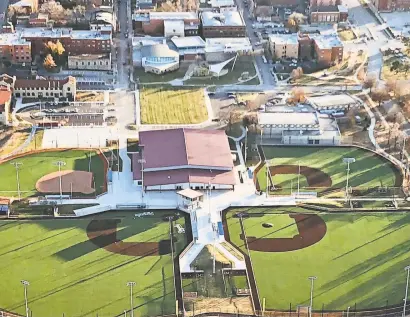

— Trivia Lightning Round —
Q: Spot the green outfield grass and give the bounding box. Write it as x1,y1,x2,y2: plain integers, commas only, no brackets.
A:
225,207,410,310
0,150,105,197
257,146,400,195
0,211,188,317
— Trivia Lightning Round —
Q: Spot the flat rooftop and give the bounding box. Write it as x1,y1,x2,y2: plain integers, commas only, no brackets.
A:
309,94,358,108
311,34,342,49
150,11,198,20
201,11,244,27
268,33,298,45
171,36,205,48
258,111,319,128
21,28,111,40
0,32,31,45
205,37,252,53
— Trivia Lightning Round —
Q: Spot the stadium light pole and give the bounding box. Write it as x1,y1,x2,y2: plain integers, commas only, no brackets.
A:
343,158,355,202
21,280,29,317
127,281,136,317
10,162,23,200
403,266,410,317
297,161,301,196
347,306,350,317
53,161,66,202
308,276,317,317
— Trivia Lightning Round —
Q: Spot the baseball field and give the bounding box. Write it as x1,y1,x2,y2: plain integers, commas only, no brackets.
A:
256,146,401,196
0,150,106,198
224,206,410,311
0,211,188,317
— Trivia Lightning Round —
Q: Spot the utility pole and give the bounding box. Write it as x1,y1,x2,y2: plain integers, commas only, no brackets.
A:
53,161,66,202
343,158,355,202
297,161,301,196
10,162,23,200
403,266,410,317
127,282,136,317
21,280,30,317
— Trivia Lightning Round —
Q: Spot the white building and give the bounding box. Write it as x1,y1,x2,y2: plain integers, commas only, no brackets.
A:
258,105,341,145
68,53,111,70
140,44,179,74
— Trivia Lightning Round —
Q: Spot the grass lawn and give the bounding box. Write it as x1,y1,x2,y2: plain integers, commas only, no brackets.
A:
257,146,399,195
0,211,188,317
225,207,410,310
382,56,410,81
140,87,208,124
338,29,356,41
0,150,106,197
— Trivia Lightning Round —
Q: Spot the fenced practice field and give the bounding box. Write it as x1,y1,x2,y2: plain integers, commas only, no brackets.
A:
224,207,410,311
0,150,106,198
139,87,208,124
0,211,188,317
256,146,401,196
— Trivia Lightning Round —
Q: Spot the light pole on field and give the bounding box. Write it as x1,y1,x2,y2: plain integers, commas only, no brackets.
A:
127,281,136,317
10,162,23,200
403,266,410,317
53,161,66,202
347,306,350,317
21,280,29,317
308,276,317,317
343,158,355,201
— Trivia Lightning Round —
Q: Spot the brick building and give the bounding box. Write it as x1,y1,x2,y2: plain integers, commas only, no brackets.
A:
311,34,343,66
310,5,348,23
201,11,246,38
0,33,32,65
14,77,76,99
372,0,410,11
132,12,200,37
21,27,112,56
28,12,49,27
68,53,111,70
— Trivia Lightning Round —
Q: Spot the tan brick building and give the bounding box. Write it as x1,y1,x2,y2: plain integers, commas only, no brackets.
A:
312,34,343,66
373,0,410,11
268,34,299,59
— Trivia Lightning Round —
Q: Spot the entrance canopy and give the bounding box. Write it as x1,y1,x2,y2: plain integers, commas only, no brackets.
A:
177,188,203,200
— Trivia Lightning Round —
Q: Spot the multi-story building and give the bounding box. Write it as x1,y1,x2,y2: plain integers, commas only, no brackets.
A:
0,74,76,100
372,0,410,11
310,5,348,23
28,12,49,27
132,12,200,37
268,34,299,59
249,0,298,19
201,11,246,38
21,27,112,56
14,77,76,99
309,0,341,7
68,53,111,70
311,34,343,66
0,33,32,65
0,86,12,125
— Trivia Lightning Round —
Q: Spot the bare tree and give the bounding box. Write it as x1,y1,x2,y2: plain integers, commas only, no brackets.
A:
291,67,304,80
363,75,377,93
371,87,389,107
385,79,397,96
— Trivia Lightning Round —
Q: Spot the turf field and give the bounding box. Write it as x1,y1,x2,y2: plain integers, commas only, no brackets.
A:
225,207,410,311
0,150,105,197
256,146,400,195
140,87,208,124
0,211,188,317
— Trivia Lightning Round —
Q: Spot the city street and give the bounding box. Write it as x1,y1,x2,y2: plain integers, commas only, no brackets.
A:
0,0,8,27
233,0,276,86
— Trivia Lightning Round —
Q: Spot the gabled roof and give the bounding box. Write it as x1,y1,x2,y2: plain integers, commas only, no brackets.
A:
138,128,233,170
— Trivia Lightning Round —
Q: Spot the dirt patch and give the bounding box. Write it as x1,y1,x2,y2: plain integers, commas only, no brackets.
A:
269,165,332,188
87,219,171,256
36,170,95,194
241,214,327,252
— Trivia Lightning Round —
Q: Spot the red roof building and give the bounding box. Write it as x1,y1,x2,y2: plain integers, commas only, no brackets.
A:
132,128,236,191
0,87,12,125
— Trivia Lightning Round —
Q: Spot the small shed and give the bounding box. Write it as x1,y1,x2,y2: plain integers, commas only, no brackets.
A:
177,188,203,212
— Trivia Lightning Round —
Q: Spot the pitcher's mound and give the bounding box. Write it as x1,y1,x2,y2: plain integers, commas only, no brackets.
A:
36,170,95,194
